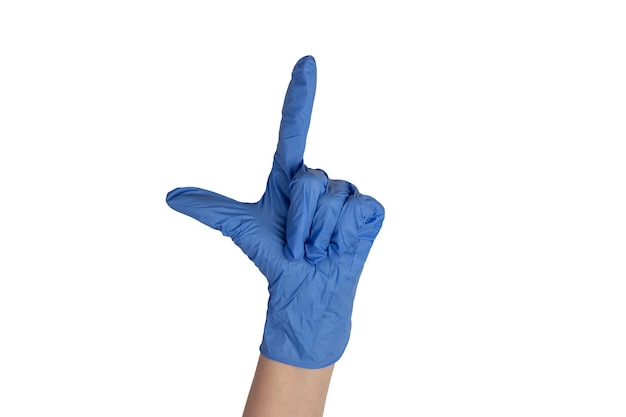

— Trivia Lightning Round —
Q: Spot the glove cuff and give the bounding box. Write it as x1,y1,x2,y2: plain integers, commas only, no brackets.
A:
259,310,351,369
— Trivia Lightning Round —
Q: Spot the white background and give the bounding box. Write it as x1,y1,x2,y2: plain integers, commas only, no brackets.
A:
1,1,625,416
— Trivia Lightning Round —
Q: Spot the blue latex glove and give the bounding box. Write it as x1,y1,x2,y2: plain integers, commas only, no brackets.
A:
166,56,384,369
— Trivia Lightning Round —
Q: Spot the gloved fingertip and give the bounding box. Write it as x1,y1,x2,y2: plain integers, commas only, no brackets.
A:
284,243,303,261
166,186,200,204
166,187,184,202
304,243,327,264
295,55,316,69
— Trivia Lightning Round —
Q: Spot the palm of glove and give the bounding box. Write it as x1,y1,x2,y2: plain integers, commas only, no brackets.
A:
166,56,384,368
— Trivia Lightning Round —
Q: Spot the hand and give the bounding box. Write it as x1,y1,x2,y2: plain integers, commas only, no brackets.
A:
166,56,385,369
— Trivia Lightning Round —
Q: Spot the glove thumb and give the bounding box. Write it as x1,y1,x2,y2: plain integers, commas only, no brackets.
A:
166,187,253,239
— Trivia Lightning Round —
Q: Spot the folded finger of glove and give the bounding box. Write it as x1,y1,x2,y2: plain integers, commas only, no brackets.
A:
284,168,385,264
330,194,385,259
284,167,328,260
305,179,357,263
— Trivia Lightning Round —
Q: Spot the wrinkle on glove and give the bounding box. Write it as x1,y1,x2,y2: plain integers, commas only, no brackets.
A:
166,55,384,369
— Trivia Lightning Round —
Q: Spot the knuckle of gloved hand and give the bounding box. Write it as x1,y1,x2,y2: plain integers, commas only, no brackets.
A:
355,197,385,240
290,167,328,194
365,196,385,223
328,179,356,197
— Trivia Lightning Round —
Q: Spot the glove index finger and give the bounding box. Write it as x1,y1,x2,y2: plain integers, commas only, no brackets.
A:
274,55,317,180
